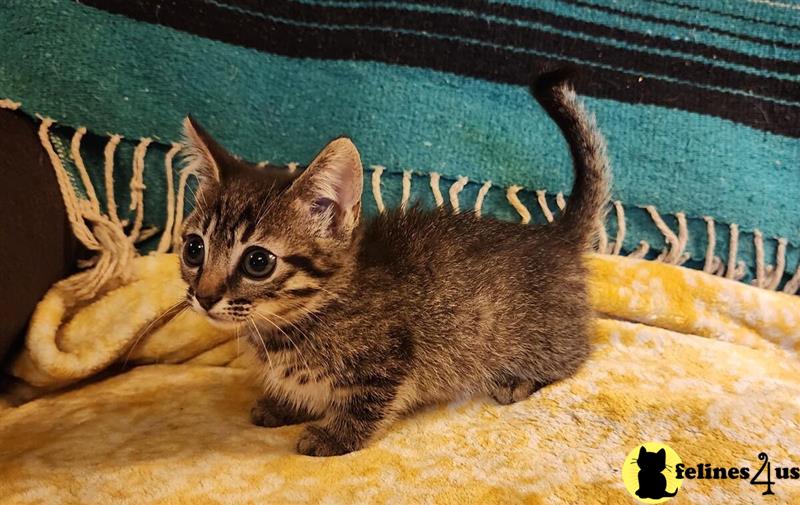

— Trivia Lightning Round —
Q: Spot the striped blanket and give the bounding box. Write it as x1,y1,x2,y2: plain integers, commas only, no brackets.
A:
0,0,798,293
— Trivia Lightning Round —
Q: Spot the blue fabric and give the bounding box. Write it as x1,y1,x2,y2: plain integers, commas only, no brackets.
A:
1,0,798,283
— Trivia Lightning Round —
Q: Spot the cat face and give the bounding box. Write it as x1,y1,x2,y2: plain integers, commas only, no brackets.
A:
178,117,363,327
637,446,667,472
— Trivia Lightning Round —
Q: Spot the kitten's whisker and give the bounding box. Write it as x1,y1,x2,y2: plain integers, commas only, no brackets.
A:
184,182,206,214
252,311,313,377
314,285,340,299
293,315,334,359
253,191,276,230
292,303,335,334
253,313,304,369
258,307,321,356
287,305,332,352
235,322,240,358
124,301,188,367
248,316,274,373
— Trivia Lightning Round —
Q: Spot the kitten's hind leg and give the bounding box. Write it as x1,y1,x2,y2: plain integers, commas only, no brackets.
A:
250,394,319,428
490,377,549,405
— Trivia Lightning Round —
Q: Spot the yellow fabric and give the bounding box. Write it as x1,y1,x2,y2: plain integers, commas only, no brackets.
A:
2,253,799,503
9,255,238,388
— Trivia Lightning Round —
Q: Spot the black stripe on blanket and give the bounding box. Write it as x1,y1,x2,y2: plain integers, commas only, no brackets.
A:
77,0,800,137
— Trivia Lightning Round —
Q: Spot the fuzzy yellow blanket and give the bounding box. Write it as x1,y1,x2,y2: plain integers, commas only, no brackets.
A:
1,253,799,504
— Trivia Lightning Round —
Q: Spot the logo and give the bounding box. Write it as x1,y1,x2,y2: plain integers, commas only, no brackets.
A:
623,443,800,501
623,442,683,503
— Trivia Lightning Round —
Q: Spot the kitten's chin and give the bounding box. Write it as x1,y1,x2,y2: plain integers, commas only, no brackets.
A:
203,314,245,331
204,316,243,330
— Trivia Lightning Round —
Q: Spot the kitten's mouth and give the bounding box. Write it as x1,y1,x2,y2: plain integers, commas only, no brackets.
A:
188,301,243,328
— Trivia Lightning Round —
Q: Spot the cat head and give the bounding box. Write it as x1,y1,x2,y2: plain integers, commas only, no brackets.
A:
178,117,363,326
637,447,667,472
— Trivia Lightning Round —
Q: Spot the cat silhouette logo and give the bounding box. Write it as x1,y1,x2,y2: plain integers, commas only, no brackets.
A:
622,442,683,503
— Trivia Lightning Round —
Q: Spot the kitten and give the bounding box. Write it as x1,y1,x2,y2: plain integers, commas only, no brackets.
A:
178,68,610,457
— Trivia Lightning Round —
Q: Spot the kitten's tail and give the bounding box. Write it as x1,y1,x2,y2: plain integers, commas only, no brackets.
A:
533,67,611,250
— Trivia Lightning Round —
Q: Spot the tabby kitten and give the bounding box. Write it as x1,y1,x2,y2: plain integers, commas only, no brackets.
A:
179,69,610,457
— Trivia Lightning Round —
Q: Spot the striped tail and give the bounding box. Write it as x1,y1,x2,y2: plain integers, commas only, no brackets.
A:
533,68,611,250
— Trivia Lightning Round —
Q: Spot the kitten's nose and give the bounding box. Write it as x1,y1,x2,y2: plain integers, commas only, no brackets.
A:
196,294,222,311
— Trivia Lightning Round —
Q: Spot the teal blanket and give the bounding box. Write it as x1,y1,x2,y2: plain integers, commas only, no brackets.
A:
1,0,798,289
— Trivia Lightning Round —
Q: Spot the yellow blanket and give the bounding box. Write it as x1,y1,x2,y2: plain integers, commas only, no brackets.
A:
2,253,799,504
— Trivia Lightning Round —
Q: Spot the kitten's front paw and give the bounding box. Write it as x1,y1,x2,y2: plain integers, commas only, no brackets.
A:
296,426,351,457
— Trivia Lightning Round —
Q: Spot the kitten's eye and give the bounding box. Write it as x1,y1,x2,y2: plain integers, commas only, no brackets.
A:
182,234,205,267
240,247,277,279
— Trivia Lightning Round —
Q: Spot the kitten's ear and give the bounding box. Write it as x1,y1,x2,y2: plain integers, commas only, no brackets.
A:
181,116,238,189
657,448,666,460
639,446,647,459
291,137,363,239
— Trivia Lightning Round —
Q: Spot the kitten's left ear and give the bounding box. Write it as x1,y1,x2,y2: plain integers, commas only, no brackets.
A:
181,116,240,188
291,137,363,240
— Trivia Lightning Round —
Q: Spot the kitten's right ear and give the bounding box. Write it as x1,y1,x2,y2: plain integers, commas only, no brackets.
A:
288,137,363,241
181,116,228,188
638,446,647,459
